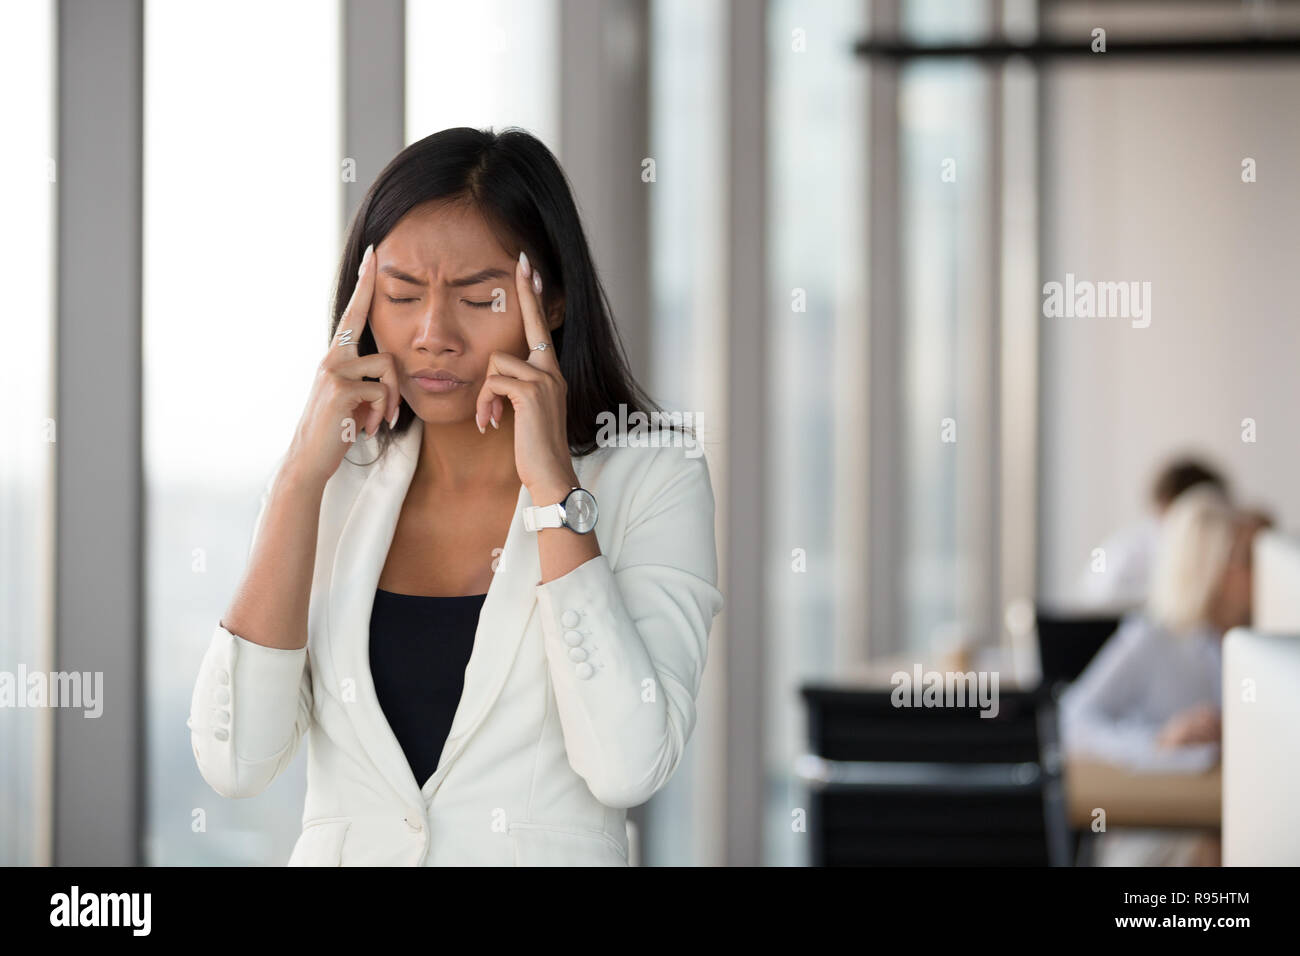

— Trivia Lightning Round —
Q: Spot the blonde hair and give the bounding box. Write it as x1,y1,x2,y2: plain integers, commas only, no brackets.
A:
1147,485,1237,634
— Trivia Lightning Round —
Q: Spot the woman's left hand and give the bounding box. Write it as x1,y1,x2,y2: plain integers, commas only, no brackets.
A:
474,252,578,505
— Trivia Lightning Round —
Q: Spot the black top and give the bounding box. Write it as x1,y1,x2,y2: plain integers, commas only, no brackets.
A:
368,588,486,788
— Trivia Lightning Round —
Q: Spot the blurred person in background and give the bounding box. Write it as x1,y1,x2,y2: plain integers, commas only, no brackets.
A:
1061,485,1268,865
1236,506,1275,545
1077,457,1228,610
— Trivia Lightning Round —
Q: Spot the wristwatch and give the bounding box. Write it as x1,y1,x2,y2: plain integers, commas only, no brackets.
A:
523,486,598,534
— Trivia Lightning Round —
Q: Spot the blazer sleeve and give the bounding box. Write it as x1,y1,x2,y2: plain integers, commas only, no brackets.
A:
533,447,725,809
188,468,314,799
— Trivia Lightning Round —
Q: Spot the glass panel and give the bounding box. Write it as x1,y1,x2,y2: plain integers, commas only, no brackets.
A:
0,0,56,868
645,0,726,867
765,0,869,867
898,2,994,658
143,0,341,865
406,0,559,150
902,0,990,44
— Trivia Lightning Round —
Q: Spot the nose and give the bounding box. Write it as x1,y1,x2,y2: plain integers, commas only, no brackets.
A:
410,291,466,354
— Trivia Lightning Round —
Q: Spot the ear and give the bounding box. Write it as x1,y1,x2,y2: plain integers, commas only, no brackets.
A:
546,297,565,332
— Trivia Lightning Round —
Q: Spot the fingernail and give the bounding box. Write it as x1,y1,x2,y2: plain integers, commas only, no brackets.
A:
357,243,373,278
532,271,542,296
476,413,485,434
490,415,499,430
519,250,531,277
389,406,399,429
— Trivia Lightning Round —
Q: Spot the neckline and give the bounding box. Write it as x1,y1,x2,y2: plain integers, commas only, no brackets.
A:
376,587,488,600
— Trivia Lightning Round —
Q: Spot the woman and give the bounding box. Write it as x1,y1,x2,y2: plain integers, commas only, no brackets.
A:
187,127,724,866
1059,485,1261,865
1073,457,1228,611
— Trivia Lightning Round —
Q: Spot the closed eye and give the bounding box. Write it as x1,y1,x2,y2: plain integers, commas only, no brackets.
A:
385,295,417,304
463,299,494,308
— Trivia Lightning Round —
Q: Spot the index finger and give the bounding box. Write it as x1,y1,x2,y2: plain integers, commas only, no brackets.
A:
328,243,375,363
516,250,556,368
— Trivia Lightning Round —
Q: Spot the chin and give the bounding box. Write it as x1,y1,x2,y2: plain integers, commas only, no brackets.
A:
409,397,473,424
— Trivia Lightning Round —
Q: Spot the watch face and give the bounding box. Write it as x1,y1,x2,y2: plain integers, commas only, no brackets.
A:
563,489,598,533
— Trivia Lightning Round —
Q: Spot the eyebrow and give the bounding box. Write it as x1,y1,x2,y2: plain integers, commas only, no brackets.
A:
379,264,512,288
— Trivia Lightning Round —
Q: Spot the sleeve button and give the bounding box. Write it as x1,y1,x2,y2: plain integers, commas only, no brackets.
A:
575,662,593,680
561,609,580,628
563,629,584,647
214,728,230,742
568,647,588,662
216,709,231,724
215,687,231,705
216,669,230,685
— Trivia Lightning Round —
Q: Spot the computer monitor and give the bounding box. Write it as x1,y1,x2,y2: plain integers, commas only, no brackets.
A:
1251,529,1300,632
1221,531,1300,865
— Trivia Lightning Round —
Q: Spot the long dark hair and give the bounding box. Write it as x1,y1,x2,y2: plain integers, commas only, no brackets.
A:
330,126,687,463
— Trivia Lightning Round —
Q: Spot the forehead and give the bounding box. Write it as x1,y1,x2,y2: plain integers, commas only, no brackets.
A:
381,200,510,267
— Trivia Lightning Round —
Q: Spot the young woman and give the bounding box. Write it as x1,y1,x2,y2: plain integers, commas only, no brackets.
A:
1060,484,1263,865
188,127,724,866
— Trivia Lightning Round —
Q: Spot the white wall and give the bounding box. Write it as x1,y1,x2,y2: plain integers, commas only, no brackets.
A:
1038,56,1300,604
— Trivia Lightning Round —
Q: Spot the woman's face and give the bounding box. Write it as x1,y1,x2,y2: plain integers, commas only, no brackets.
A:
1212,519,1260,631
368,199,559,426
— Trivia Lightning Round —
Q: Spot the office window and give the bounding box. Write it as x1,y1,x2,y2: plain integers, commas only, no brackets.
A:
143,0,341,865
0,0,56,867
406,0,559,150
897,0,996,658
646,0,727,866
765,0,869,866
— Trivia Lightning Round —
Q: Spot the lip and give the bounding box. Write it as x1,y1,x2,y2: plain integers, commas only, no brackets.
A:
411,369,470,393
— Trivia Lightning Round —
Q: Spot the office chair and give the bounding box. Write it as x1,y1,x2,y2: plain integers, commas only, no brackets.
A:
1034,609,1123,693
797,686,1072,865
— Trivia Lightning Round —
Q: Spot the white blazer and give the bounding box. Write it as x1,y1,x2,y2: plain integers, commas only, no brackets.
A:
188,418,724,865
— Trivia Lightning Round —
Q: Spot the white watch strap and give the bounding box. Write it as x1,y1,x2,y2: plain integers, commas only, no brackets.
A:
523,502,565,532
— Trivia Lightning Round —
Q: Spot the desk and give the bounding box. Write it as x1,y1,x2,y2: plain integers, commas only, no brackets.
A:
1065,757,1221,829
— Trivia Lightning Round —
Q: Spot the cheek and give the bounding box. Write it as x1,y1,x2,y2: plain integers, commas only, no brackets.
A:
368,310,393,349
473,315,530,358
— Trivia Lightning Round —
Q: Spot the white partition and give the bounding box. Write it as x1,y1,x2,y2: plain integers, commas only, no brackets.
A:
1252,530,1300,634
1222,628,1300,866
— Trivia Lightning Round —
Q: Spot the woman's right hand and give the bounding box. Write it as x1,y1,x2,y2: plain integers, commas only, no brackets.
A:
284,243,401,486
1156,703,1221,749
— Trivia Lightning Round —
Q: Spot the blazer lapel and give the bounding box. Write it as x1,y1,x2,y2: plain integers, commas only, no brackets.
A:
326,417,547,805
427,476,541,796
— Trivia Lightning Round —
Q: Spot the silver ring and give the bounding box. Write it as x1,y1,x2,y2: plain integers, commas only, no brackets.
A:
334,328,355,348
530,342,550,352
